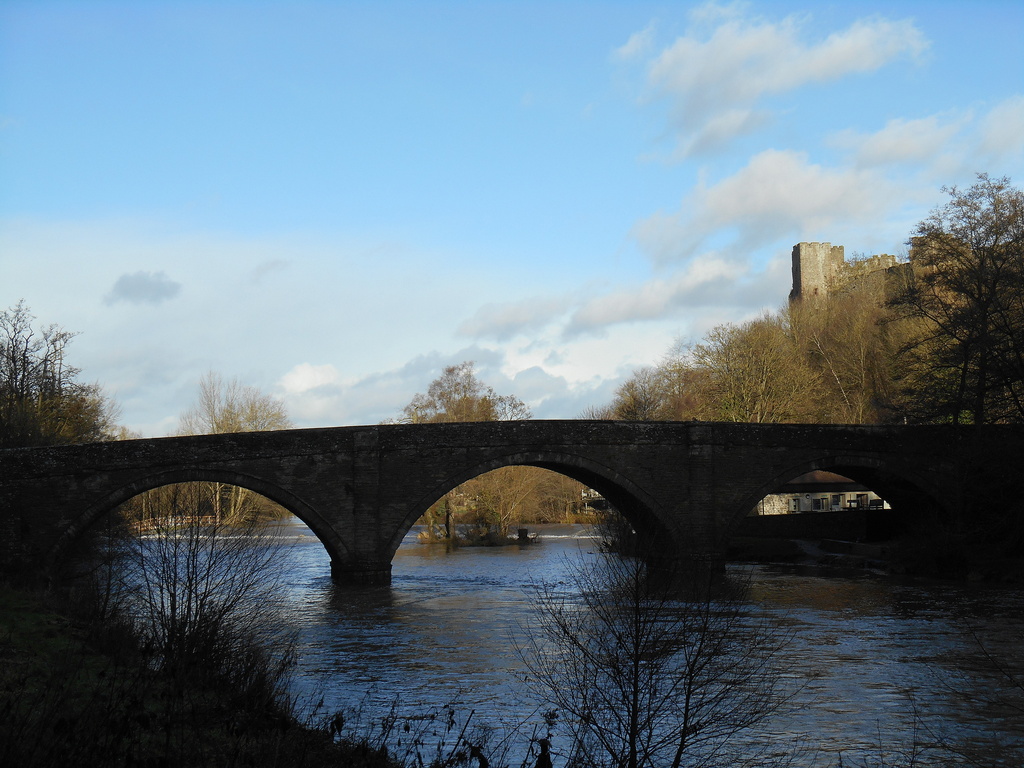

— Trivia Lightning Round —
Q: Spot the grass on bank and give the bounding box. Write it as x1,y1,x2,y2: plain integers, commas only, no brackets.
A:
0,582,406,768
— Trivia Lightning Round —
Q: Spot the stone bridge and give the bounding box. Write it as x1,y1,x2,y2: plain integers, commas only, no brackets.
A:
0,420,1018,583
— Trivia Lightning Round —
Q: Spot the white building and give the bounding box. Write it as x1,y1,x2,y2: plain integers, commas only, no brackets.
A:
754,471,889,515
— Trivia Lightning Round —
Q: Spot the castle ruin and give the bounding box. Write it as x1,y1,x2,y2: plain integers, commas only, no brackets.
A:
789,242,909,302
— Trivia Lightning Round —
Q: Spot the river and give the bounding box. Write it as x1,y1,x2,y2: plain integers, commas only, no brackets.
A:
270,521,1023,766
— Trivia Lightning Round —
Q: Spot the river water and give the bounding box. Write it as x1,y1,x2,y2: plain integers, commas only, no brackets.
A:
270,521,1023,766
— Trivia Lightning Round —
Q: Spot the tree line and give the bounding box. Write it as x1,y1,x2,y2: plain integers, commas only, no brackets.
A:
599,174,1024,427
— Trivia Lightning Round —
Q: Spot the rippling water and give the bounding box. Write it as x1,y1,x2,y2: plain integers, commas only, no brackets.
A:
271,520,1024,765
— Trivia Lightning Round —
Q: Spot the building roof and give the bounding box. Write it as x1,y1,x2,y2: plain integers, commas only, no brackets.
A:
778,471,868,493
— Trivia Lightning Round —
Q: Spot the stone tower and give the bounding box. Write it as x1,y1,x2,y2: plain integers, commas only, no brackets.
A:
789,242,845,301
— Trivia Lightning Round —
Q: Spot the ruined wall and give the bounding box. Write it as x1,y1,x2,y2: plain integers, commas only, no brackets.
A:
789,242,911,302
789,242,845,301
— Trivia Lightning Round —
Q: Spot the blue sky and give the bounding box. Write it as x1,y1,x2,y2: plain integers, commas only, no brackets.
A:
2,0,1022,436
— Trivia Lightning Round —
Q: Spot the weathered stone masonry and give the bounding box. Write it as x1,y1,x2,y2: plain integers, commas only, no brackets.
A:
1,420,1014,583
789,241,910,302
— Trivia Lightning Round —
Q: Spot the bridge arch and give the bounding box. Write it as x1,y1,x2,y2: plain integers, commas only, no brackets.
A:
48,467,350,575
727,452,953,538
385,449,671,560
1,421,1009,584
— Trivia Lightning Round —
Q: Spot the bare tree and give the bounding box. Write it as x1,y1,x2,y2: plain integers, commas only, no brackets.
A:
580,403,616,419
534,471,589,523
111,483,293,687
691,315,819,423
518,553,794,768
177,372,292,523
594,314,823,426
0,300,118,447
889,174,1024,424
178,370,292,435
397,361,530,424
787,282,906,424
586,342,708,423
655,341,709,421
462,465,547,537
610,367,666,421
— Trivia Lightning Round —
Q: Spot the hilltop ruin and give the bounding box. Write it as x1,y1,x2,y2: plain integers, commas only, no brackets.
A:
789,242,911,302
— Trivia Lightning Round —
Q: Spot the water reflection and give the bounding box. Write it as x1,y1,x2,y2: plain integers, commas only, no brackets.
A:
274,520,1023,764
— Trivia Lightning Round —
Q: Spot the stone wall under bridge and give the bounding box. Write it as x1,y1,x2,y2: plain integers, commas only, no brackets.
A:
0,420,1018,583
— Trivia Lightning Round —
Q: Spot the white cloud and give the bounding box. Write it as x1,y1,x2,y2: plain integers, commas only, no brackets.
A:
832,114,966,168
979,95,1024,160
279,363,414,425
272,334,681,425
277,348,511,425
633,4,928,157
684,108,770,155
565,254,743,335
510,365,621,419
454,250,790,348
801,18,927,80
613,21,657,61
632,149,895,266
280,363,343,394
826,97,1024,182
457,295,570,341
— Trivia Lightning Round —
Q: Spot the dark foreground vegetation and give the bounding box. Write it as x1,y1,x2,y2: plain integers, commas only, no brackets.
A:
0,582,346,768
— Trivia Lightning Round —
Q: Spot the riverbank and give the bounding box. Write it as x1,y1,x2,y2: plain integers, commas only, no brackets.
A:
727,535,1024,583
0,583,395,768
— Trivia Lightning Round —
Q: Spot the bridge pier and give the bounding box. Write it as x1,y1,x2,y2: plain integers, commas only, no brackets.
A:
331,560,393,585
644,547,727,579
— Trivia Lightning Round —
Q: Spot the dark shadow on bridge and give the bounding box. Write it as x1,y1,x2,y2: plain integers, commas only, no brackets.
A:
728,453,954,558
1,420,1017,584
50,468,352,579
